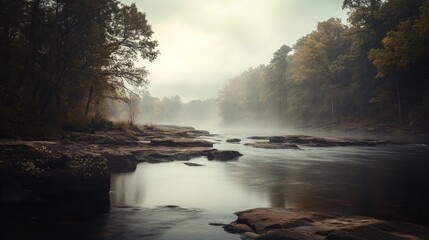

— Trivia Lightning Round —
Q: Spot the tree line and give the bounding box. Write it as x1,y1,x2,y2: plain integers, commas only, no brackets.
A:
0,0,158,127
104,93,217,127
217,0,429,130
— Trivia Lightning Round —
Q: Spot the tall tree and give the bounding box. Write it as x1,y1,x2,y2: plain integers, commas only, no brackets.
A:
368,0,429,122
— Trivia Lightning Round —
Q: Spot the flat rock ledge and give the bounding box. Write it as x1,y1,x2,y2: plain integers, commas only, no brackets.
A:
150,138,214,147
0,141,110,205
224,208,429,240
246,135,397,149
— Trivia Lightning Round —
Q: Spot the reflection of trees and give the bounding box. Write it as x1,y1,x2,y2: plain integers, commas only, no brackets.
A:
269,184,286,208
110,169,145,206
223,147,429,224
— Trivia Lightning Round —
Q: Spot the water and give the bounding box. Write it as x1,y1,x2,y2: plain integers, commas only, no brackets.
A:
4,131,429,239
108,133,429,239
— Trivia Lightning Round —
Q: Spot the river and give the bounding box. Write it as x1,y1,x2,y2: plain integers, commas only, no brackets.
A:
107,130,429,239
4,130,429,240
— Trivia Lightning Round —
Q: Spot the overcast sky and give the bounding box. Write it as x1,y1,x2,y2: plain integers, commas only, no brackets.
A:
121,0,348,102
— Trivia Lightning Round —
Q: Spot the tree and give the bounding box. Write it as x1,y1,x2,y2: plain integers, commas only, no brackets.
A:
0,0,159,125
368,0,429,122
264,45,291,122
288,18,349,123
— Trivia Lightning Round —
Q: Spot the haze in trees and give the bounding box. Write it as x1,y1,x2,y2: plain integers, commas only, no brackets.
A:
217,0,429,131
104,93,219,130
0,0,158,135
1,0,428,134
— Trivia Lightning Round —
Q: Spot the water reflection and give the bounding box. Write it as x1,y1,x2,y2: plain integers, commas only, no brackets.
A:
110,172,145,206
220,144,429,225
110,140,429,233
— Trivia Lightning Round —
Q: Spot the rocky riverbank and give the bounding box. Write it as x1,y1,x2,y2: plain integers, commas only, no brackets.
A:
224,208,429,240
245,135,398,149
0,124,242,207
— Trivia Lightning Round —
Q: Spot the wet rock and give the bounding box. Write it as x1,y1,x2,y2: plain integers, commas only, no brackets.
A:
247,135,396,149
224,208,429,240
248,136,270,140
241,231,261,239
105,153,137,173
209,223,227,226
245,142,300,149
183,162,204,167
149,125,210,138
206,150,243,161
132,147,215,163
223,222,255,234
226,138,241,143
258,229,316,240
268,136,287,143
186,130,211,137
150,138,213,148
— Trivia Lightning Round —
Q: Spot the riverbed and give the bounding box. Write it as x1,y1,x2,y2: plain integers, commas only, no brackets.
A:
3,130,429,240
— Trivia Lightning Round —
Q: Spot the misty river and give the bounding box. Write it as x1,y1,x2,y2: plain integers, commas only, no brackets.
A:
6,130,429,240
107,130,429,239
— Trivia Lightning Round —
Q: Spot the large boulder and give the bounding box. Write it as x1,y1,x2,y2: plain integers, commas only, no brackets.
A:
224,208,429,240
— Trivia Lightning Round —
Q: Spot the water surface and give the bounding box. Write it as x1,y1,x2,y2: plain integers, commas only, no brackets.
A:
4,132,429,239
108,133,429,239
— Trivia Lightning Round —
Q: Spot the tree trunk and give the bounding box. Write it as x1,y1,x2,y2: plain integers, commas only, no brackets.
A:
330,95,335,124
1,21,10,85
394,77,403,123
85,85,93,117
16,0,41,91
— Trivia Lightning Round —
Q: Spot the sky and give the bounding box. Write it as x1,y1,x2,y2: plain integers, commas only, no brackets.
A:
121,0,348,102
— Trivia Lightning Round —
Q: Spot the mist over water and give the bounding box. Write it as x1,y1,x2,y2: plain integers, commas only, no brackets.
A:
108,133,429,239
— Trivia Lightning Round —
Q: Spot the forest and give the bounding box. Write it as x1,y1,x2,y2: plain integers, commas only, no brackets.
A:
2,0,429,135
0,0,158,136
105,93,217,127
217,0,429,131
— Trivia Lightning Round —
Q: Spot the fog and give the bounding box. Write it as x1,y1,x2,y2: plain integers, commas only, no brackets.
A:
106,1,349,130
120,0,347,102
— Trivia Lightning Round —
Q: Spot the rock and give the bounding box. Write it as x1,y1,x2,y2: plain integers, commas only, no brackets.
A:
185,130,210,137
206,150,243,161
226,138,241,143
258,229,316,240
69,131,139,145
209,223,226,226
0,141,110,203
223,222,255,234
224,208,429,240
183,162,204,167
105,153,137,173
245,142,300,150
131,145,216,163
150,138,213,148
241,231,260,239
268,136,286,143
248,136,270,140
247,135,396,149
149,125,211,138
